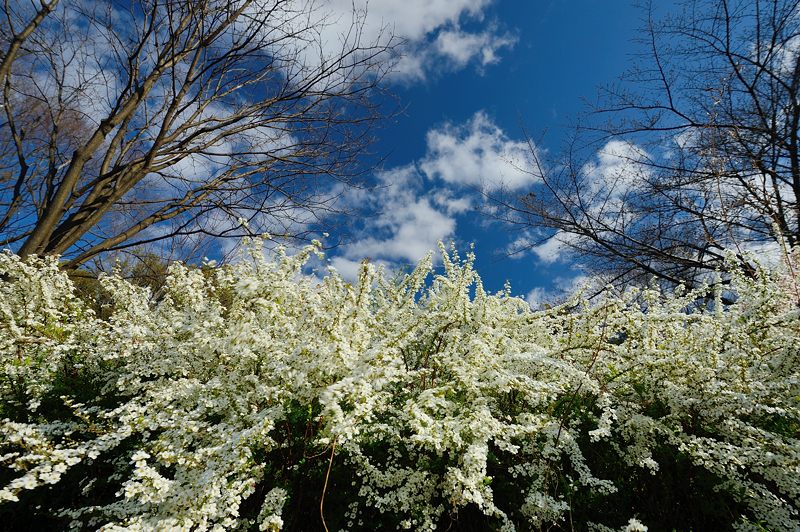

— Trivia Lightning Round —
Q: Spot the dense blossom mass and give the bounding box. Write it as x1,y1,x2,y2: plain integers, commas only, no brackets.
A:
0,240,799,530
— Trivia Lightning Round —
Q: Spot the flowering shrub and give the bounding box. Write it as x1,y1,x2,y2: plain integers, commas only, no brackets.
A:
0,241,798,530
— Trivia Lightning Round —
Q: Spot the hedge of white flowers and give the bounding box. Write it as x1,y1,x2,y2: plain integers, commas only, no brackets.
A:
0,240,798,531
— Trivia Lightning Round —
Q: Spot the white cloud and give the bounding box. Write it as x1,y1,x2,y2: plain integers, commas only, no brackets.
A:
343,166,456,264
330,0,491,42
530,231,582,264
582,140,650,199
518,141,649,266
328,164,461,277
320,0,514,81
737,239,785,269
389,53,428,82
526,274,590,309
345,198,455,263
420,112,535,189
431,189,473,215
329,112,536,276
329,256,364,281
524,287,549,309
434,28,517,68
504,233,537,259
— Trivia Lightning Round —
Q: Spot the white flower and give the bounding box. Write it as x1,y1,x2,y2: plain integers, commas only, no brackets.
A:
0,242,798,530
623,517,648,531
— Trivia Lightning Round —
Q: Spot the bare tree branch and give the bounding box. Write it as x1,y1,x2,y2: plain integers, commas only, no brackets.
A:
496,0,800,288
0,0,396,266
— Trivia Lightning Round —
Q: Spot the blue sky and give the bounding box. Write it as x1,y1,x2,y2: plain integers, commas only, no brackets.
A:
0,0,671,305
321,0,665,304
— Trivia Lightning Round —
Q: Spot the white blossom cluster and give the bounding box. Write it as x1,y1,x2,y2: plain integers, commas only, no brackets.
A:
0,241,798,530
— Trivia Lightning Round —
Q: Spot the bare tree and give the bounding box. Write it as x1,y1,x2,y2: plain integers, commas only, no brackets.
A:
501,0,800,288
0,0,395,267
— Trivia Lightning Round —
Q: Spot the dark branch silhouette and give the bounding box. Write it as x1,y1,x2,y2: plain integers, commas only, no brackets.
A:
0,0,396,266
498,0,800,288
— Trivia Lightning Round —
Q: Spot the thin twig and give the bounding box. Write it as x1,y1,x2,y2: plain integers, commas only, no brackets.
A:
320,437,337,532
